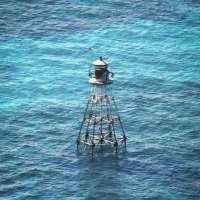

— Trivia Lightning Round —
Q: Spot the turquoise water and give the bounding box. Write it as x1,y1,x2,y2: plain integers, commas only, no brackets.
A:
1,0,200,199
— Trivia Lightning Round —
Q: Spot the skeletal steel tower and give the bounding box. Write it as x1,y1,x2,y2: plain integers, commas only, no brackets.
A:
76,57,126,157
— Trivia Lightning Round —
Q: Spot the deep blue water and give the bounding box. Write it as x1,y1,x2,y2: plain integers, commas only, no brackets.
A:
1,0,200,199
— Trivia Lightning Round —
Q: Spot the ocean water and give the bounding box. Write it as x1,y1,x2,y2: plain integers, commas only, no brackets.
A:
0,0,200,199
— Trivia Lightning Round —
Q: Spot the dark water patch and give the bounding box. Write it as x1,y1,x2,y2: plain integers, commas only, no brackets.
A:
190,0,200,7
11,104,77,127
0,64,17,82
0,128,13,138
0,177,16,186
118,75,171,95
0,185,26,197
182,80,200,92
18,194,43,200
0,166,15,177
185,130,200,139
8,168,47,183
189,148,200,158
174,166,200,198
0,153,17,162
1,0,199,40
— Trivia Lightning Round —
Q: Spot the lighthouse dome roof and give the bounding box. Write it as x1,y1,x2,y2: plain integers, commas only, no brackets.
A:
93,57,107,66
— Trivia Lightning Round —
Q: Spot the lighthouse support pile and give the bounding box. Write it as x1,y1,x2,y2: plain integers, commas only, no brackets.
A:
76,57,126,157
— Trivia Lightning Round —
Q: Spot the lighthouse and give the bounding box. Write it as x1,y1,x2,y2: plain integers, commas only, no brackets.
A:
76,57,126,157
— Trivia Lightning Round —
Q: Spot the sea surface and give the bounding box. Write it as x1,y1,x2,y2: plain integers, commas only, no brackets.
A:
0,0,200,199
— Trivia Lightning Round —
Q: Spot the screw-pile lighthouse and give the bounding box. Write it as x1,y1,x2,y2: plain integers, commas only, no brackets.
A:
76,57,126,157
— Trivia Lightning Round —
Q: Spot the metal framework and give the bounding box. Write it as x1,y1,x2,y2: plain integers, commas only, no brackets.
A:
76,57,126,157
